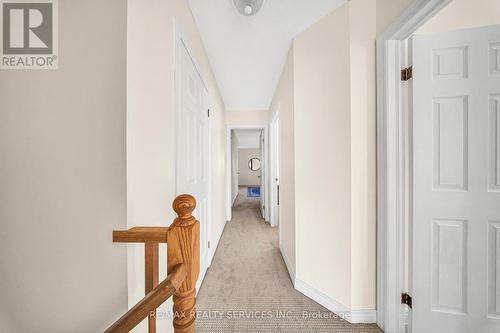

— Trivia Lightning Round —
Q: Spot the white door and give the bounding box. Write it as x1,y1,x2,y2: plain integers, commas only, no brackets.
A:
176,39,209,288
413,25,500,333
259,131,265,218
270,115,280,227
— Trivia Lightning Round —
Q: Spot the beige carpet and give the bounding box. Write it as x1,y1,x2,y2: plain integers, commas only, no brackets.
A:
196,187,382,332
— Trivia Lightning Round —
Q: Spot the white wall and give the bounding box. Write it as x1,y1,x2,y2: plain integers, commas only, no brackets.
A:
376,0,414,35
234,130,261,148
269,0,378,317
0,0,128,332
127,0,227,331
417,0,500,34
293,4,353,308
226,110,270,125
349,0,377,311
269,47,296,279
238,149,261,186
231,131,239,204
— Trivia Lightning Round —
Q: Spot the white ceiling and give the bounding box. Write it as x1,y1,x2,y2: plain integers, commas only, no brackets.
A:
188,0,346,110
234,130,261,148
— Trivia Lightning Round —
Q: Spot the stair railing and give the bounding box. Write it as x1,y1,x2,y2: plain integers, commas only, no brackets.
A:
105,194,200,333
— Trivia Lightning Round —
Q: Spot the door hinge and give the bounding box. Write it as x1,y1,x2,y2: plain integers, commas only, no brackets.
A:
207,109,210,117
208,241,210,249
401,292,412,308
401,66,413,81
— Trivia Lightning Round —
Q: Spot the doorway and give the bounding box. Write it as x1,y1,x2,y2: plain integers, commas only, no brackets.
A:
270,112,280,228
226,125,270,223
233,129,264,218
377,0,500,332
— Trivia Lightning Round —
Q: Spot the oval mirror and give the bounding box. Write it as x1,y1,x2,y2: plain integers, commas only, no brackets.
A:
248,158,261,171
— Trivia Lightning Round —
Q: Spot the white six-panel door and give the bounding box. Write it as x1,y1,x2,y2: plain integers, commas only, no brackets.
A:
413,25,500,333
176,39,209,289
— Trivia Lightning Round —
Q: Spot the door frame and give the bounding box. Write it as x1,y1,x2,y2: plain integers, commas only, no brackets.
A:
269,110,280,228
376,1,451,332
174,22,212,283
225,124,269,222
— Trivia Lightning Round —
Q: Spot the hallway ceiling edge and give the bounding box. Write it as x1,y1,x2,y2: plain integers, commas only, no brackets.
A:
188,0,347,110
234,130,261,148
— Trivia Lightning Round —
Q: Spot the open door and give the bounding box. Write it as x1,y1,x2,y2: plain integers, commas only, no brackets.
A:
412,25,500,333
270,113,280,227
259,131,265,218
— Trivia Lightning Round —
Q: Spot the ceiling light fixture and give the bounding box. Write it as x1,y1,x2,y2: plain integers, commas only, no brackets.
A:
233,0,263,17
244,4,253,15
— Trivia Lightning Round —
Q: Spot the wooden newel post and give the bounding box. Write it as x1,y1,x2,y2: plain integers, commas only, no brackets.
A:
167,194,200,333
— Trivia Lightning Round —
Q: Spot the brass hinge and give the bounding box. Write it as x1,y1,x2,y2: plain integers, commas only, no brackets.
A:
401,292,412,308
401,66,413,81
208,241,211,248
207,109,210,117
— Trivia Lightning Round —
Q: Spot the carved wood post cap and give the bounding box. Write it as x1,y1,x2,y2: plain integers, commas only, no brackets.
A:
173,194,196,220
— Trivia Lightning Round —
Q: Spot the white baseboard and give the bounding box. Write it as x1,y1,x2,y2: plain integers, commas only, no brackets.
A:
279,245,295,284
294,278,376,324
209,220,227,266
232,191,238,206
349,309,377,323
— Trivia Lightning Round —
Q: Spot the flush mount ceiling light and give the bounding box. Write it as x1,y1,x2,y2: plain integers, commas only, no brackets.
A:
233,0,264,16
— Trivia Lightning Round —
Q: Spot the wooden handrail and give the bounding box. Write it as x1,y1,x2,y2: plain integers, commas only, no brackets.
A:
112,227,168,332
108,194,200,333
104,263,186,333
112,227,169,243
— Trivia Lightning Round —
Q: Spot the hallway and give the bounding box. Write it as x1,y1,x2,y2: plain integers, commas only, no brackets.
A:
196,188,381,332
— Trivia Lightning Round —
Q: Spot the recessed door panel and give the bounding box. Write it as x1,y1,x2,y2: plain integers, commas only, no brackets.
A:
432,219,468,314
488,222,500,318
490,43,500,76
433,46,468,79
433,96,468,191
490,95,500,192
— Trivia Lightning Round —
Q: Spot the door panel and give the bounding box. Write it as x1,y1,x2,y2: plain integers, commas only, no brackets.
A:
432,96,468,190
431,219,468,314
488,221,500,317
176,39,209,288
489,94,500,192
413,25,500,333
489,43,500,76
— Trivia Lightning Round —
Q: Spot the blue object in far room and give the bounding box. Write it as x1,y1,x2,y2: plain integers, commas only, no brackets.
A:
247,187,260,197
